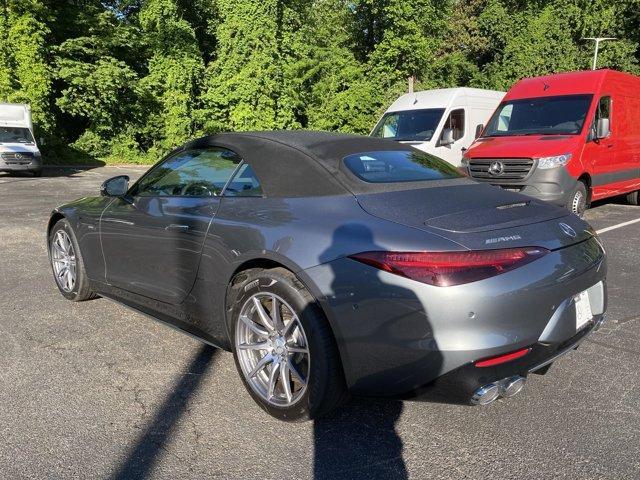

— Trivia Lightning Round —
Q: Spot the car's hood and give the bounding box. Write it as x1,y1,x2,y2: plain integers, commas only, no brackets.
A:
466,135,581,159
0,142,39,153
356,183,594,251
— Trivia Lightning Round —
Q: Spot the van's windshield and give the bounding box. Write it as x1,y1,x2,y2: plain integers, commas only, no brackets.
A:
371,108,445,142
483,94,593,137
0,126,35,144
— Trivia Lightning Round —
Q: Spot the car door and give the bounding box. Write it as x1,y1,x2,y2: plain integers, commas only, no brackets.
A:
436,108,465,165
583,95,615,196
100,147,242,304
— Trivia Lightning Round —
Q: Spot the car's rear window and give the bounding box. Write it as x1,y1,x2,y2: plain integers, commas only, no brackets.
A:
343,150,463,183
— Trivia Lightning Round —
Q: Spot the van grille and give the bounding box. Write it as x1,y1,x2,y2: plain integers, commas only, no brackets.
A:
468,158,534,181
1,152,34,162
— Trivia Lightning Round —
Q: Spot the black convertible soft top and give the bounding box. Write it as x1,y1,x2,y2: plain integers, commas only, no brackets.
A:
185,131,469,197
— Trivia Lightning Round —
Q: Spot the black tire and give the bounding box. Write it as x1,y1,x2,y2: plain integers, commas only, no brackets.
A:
48,219,97,301
566,180,588,217
32,169,43,177
627,190,639,206
230,267,348,421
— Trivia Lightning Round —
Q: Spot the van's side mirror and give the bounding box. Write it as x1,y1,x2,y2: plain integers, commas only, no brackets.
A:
100,175,130,197
440,128,454,146
475,124,484,139
39,137,45,146
596,118,610,139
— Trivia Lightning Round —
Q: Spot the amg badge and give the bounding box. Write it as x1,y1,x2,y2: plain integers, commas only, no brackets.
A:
485,235,522,244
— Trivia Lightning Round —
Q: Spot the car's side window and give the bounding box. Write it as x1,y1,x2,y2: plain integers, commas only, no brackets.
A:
443,108,465,141
223,162,263,197
590,96,611,139
131,148,242,197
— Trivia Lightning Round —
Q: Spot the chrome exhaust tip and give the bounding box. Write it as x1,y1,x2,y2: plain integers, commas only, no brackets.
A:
471,382,501,406
500,375,526,398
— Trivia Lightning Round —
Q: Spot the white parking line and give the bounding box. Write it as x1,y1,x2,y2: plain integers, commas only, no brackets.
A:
596,218,640,234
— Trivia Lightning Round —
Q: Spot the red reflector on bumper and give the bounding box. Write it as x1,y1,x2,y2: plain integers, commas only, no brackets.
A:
475,347,532,367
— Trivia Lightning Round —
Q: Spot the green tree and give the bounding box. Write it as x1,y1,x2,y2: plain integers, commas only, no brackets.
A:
0,0,53,135
56,10,145,158
294,0,380,133
2,0,640,165
139,0,205,158
200,0,306,133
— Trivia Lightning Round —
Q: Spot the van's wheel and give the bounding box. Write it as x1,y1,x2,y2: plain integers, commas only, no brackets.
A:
230,267,347,421
567,181,588,217
48,219,97,301
627,191,639,206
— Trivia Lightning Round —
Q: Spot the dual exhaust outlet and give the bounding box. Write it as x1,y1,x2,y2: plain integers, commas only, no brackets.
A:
471,375,526,406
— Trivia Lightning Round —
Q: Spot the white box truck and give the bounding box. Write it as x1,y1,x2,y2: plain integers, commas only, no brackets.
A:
0,103,42,176
370,88,504,166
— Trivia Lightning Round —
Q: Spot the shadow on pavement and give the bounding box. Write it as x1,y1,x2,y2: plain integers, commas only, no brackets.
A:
313,398,407,480
41,163,107,177
0,164,106,179
112,345,217,480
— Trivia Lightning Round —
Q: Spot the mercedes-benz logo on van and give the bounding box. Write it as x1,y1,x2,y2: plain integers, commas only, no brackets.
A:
489,161,505,175
559,222,577,238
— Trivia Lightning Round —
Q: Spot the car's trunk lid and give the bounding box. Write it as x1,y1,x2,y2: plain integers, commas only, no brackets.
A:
356,183,593,251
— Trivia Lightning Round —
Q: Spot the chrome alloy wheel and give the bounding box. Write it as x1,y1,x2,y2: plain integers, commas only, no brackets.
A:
51,230,77,292
235,293,310,407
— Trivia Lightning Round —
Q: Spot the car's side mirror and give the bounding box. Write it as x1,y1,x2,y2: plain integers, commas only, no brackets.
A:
100,175,130,197
596,118,610,139
440,128,454,146
475,124,484,139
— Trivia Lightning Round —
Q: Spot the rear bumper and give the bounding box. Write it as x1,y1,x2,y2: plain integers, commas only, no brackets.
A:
468,162,578,207
408,313,604,404
305,236,607,400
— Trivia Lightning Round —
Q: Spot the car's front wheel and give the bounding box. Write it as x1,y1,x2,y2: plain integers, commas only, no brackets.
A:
48,219,96,301
567,180,588,217
230,268,347,421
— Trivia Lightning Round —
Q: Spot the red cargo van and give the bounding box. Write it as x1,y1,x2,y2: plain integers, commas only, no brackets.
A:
463,69,640,215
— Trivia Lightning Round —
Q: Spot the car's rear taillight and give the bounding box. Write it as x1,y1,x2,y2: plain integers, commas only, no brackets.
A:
349,247,548,287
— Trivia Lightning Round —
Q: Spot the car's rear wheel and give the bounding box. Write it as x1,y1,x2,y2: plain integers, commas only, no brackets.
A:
567,180,588,217
49,219,96,301
627,190,639,206
230,268,347,421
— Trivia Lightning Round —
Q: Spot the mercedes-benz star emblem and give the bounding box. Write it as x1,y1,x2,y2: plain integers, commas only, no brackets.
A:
488,161,505,175
559,222,577,238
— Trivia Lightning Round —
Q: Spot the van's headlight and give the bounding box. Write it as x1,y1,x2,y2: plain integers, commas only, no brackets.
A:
537,153,571,169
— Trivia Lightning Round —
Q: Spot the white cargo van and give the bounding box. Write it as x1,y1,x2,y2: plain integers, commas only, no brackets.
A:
0,103,42,176
370,88,504,166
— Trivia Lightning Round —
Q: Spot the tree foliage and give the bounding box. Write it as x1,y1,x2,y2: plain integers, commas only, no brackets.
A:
0,0,638,164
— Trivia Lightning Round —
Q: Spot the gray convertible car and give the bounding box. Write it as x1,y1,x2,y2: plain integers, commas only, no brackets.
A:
47,131,607,421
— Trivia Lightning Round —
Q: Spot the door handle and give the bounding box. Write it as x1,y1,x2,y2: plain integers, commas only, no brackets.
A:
165,224,190,233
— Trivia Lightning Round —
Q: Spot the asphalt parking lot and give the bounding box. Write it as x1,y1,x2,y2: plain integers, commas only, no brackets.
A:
0,166,639,480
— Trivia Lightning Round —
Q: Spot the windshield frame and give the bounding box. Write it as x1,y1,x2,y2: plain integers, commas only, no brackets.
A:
482,94,594,138
371,108,446,142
